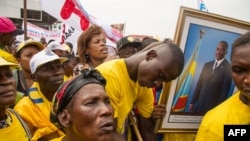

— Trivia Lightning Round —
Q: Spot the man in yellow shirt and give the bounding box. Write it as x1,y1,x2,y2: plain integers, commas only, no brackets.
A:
14,49,67,140
96,41,184,141
0,57,31,141
195,31,250,141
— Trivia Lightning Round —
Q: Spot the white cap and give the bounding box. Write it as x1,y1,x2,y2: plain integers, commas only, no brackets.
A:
46,41,67,51
30,49,68,74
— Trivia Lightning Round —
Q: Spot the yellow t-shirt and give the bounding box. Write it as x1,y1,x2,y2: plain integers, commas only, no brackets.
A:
14,82,64,141
162,133,196,141
195,92,250,141
0,110,31,141
96,59,154,135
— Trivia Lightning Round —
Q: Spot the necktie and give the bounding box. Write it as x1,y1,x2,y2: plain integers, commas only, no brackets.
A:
213,61,217,71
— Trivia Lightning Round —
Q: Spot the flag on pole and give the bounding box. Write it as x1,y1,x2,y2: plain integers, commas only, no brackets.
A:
172,30,205,112
198,0,208,12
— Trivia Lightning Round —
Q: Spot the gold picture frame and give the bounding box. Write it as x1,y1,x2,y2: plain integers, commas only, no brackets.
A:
155,6,250,133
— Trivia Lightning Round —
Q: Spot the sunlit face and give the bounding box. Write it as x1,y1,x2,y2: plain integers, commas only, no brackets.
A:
33,60,64,92
87,34,108,61
18,46,40,73
67,83,114,141
0,66,16,108
231,45,250,98
215,42,227,60
137,47,180,88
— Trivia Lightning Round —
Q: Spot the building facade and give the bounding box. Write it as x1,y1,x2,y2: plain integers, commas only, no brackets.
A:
0,0,57,30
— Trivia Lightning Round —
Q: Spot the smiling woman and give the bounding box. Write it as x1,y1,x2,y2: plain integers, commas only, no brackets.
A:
50,68,125,141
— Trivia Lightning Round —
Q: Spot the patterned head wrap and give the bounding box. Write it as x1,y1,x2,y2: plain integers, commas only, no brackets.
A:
50,68,106,128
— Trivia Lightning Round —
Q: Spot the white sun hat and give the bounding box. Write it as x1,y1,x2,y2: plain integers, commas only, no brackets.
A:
46,41,67,51
30,49,68,74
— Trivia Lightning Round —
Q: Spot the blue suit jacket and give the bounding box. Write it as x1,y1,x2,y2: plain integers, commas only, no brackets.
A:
191,59,232,114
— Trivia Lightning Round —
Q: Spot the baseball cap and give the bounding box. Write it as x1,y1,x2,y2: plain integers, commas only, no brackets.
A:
16,39,44,54
116,36,141,51
47,41,67,51
0,57,19,68
30,49,68,74
0,16,24,35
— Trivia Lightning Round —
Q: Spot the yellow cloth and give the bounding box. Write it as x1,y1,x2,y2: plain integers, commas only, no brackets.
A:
63,75,72,82
0,49,18,64
96,59,154,135
195,92,250,141
162,133,196,141
0,110,31,141
14,82,64,141
49,135,65,141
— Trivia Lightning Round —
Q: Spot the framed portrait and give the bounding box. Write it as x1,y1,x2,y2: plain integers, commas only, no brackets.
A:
155,6,250,133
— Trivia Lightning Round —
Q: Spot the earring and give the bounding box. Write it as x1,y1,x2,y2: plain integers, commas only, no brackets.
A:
85,54,90,59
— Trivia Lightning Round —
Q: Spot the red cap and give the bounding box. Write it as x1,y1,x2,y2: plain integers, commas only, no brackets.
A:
0,16,24,35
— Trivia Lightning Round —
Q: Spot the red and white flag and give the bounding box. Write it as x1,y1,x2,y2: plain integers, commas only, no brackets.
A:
40,0,122,43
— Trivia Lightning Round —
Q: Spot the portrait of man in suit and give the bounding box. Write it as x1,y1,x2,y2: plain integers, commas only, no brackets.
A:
188,40,233,114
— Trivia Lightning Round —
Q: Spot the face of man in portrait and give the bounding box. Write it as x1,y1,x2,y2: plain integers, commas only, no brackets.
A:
215,42,227,60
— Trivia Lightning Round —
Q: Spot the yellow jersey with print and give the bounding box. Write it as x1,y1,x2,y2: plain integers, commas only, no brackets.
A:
14,82,64,141
0,109,31,141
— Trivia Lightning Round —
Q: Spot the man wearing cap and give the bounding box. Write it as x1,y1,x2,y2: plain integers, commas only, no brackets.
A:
46,41,68,57
0,16,24,64
14,49,67,140
117,36,141,58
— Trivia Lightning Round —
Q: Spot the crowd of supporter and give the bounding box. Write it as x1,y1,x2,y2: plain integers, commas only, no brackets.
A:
0,16,249,141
